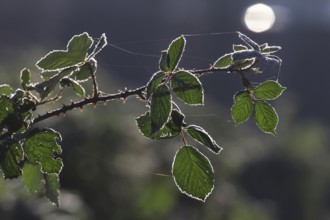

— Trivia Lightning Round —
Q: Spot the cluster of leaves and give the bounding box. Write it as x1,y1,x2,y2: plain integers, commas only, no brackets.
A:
0,32,284,204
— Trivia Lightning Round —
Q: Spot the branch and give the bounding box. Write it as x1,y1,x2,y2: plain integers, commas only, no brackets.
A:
32,86,146,125
32,67,234,125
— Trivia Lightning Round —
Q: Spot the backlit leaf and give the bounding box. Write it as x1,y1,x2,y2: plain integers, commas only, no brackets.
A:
0,141,23,179
159,51,170,72
72,63,92,82
186,125,222,154
0,96,14,124
233,44,248,51
238,32,260,50
171,71,203,105
35,67,76,99
261,46,281,54
150,84,172,134
23,129,63,174
22,163,42,194
231,58,256,70
0,85,13,96
254,80,286,100
254,100,278,135
213,53,233,69
231,91,253,125
60,78,85,97
166,36,186,71
44,173,60,206
136,110,185,139
36,32,93,71
146,71,165,99
20,68,31,90
172,146,214,202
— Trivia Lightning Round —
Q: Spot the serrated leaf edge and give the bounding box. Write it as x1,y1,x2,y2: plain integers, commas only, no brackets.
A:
36,32,93,72
171,146,214,202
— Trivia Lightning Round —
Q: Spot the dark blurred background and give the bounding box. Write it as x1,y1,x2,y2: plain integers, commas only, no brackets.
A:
1,0,330,220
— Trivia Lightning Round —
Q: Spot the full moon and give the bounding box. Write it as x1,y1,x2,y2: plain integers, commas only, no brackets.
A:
243,3,276,33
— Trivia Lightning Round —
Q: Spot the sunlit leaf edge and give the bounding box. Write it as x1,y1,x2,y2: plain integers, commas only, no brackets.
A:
172,145,214,202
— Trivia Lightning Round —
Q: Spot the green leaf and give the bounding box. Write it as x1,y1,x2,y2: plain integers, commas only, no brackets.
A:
0,84,13,95
159,51,170,72
0,96,14,124
254,80,286,100
171,71,203,105
213,53,233,69
166,36,186,72
136,110,184,139
23,129,63,174
254,100,278,135
259,43,268,50
90,33,108,58
150,84,172,134
72,63,92,82
0,141,24,178
261,46,281,54
20,68,31,90
233,44,248,51
22,163,42,194
172,146,214,202
34,67,76,100
231,58,256,70
71,80,85,97
60,78,85,97
44,173,60,206
231,91,253,125
186,125,222,154
238,32,260,50
36,32,93,71
146,71,165,99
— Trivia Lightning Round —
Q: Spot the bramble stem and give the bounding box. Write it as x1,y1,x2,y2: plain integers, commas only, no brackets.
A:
32,67,243,125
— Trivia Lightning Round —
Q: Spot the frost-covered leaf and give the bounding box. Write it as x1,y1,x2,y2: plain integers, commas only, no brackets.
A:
254,100,278,135
150,84,172,134
172,146,214,202
136,110,184,139
20,68,31,90
36,32,93,71
171,71,203,105
146,71,165,99
254,80,286,100
23,129,63,174
44,173,60,206
0,141,23,178
186,125,222,154
22,163,42,194
213,53,233,69
231,91,253,125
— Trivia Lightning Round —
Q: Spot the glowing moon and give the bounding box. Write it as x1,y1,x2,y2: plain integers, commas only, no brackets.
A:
244,3,276,33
